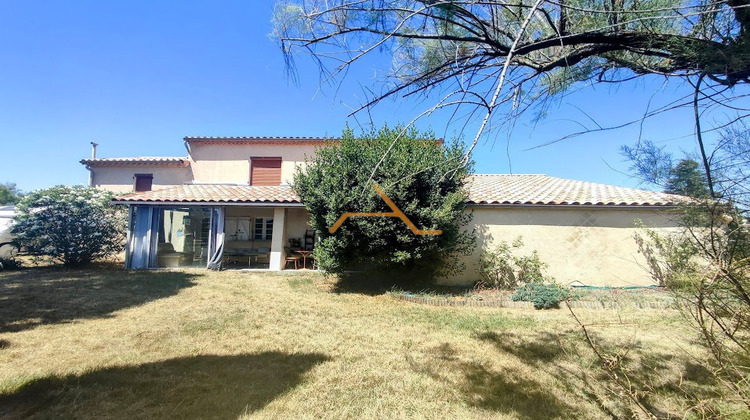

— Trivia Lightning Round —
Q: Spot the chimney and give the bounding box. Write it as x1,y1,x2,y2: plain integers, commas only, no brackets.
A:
90,142,99,159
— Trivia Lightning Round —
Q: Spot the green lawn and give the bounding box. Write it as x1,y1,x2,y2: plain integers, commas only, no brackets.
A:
0,266,739,419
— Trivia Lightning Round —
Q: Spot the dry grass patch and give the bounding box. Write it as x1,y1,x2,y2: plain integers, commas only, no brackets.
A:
0,267,736,419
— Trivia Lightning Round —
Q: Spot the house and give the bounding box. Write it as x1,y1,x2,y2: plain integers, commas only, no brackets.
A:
81,136,685,287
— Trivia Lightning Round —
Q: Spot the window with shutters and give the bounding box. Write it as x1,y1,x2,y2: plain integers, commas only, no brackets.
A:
250,158,282,186
134,174,153,192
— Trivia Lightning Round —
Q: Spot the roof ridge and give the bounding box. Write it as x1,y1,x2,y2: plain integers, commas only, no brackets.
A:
184,136,338,140
470,173,546,176
82,156,188,160
80,156,190,168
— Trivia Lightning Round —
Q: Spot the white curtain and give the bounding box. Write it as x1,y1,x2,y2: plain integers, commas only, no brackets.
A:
207,206,225,270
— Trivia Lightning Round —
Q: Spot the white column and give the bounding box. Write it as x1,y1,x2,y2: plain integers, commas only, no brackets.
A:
269,207,287,270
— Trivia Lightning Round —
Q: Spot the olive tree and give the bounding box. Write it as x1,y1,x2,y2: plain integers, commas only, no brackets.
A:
293,125,474,281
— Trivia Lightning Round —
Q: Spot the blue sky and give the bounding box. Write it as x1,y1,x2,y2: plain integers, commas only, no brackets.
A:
0,1,736,192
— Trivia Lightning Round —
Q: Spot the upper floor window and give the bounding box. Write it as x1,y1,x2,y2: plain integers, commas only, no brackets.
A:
134,173,153,192
250,157,282,186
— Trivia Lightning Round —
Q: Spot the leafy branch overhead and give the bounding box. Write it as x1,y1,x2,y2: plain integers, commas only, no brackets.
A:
273,0,750,141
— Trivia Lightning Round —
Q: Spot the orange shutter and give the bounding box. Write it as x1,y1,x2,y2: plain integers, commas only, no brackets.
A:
250,158,282,186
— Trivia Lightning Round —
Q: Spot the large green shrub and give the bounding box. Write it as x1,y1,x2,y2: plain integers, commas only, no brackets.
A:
293,124,474,281
11,186,126,267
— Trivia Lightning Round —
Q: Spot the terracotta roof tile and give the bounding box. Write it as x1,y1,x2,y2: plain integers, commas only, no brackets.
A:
81,157,189,167
113,175,686,207
114,184,299,204
466,174,686,206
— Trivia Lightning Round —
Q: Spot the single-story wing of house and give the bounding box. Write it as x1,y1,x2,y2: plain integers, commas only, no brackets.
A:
81,136,686,287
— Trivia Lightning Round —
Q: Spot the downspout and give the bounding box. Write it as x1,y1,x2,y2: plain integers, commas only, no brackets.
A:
86,165,95,188
183,138,194,185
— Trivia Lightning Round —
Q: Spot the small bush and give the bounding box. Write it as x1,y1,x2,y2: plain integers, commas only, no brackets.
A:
633,220,698,287
477,236,548,289
511,282,570,309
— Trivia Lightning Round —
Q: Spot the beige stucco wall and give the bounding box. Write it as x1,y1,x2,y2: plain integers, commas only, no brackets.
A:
225,207,275,218
188,143,318,185
285,208,313,242
441,206,682,287
90,166,192,193
88,143,321,192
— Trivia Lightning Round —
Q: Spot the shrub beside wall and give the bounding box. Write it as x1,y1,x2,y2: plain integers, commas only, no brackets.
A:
477,236,569,309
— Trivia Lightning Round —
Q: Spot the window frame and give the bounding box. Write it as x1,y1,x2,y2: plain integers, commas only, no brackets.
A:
253,217,274,240
249,157,282,186
134,173,154,192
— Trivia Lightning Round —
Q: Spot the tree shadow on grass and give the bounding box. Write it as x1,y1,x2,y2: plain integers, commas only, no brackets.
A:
331,271,470,296
473,330,624,417
406,342,576,419
407,330,725,418
476,330,726,418
461,360,575,419
330,271,396,295
0,351,330,419
477,331,566,364
0,266,199,333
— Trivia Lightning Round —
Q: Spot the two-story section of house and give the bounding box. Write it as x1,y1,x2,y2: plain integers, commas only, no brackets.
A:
81,137,331,271
82,135,686,287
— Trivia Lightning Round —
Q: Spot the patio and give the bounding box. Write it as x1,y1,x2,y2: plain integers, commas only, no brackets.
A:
135,205,315,271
